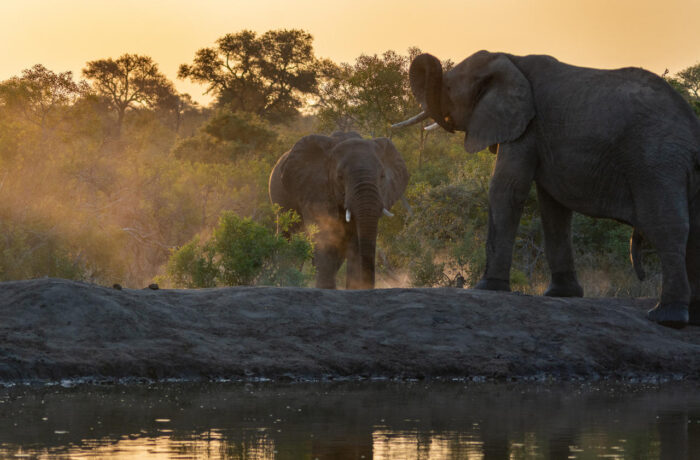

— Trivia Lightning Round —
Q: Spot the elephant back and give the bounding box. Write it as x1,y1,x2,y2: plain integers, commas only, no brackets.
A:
331,130,362,143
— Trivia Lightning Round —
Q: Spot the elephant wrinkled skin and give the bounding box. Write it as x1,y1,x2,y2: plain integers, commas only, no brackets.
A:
269,132,408,289
396,51,700,328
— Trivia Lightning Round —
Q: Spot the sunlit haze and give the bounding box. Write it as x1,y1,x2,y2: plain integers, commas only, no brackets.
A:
2,0,699,105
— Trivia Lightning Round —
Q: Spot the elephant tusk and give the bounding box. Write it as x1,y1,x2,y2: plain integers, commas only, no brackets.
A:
424,122,440,131
382,208,394,217
346,209,351,222
391,111,428,129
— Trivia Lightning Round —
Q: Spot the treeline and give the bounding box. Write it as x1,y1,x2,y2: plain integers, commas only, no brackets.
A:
0,29,698,293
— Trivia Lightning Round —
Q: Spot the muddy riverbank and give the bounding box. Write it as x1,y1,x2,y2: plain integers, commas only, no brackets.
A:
1,278,699,383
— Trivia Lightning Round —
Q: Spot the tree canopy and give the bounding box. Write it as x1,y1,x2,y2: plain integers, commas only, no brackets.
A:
314,48,453,137
178,29,319,120
0,64,88,130
83,54,176,135
665,63,700,115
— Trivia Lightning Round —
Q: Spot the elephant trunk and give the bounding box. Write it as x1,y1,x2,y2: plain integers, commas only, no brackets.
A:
348,180,381,289
409,54,454,132
357,216,378,289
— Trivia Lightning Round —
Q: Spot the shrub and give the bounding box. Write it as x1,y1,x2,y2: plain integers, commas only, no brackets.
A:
166,211,313,287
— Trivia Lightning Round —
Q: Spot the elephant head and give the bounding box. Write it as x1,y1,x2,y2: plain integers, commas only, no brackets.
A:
396,51,535,154
278,133,408,288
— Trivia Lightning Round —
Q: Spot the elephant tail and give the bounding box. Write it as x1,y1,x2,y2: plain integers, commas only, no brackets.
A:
630,228,646,281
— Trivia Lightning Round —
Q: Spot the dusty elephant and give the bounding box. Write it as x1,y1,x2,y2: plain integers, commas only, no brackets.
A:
394,51,700,328
269,131,408,289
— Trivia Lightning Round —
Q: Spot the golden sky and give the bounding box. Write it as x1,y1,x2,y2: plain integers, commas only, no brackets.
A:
2,0,699,105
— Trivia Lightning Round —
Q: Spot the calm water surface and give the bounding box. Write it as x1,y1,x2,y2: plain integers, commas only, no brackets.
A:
0,381,699,459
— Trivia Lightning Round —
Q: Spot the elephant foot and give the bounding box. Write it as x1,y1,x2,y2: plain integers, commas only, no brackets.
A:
544,271,583,297
646,302,689,329
689,300,700,326
474,278,510,292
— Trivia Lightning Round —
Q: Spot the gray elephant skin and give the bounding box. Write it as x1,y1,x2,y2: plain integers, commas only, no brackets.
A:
269,132,408,289
396,51,700,328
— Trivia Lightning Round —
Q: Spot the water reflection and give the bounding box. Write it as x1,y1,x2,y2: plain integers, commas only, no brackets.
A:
0,382,698,459
372,431,484,459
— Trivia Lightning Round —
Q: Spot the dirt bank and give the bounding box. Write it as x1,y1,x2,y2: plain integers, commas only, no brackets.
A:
1,278,699,383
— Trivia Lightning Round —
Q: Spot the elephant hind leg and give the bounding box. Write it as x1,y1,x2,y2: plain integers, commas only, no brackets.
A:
536,185,583,297
628,174,691,327
639,220,690,328
686,199,700,325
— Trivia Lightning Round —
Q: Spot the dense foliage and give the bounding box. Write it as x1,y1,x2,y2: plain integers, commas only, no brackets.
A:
178,30,319,121
665,63,700,115
83,54,177,136
0,28,694,294
166,210,313,288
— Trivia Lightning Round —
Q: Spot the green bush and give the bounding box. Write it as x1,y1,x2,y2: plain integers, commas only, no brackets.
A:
165,237,218,288
166,211,313,287
0,214,88,281
387,152,494,287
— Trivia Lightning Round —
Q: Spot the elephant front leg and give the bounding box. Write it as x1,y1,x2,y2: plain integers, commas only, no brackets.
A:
537,185,583,297
314,240,346,289
475,146,537,292
345,235,362,289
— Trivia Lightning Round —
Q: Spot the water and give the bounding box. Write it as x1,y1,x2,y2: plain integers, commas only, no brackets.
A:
0,381,699,459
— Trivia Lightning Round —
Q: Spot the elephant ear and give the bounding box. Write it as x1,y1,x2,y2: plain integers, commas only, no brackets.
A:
280,135,337,205
464,54,535,153
373,138,409,208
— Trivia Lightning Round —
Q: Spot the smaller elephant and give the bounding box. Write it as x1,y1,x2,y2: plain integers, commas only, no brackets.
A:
269,131,409,289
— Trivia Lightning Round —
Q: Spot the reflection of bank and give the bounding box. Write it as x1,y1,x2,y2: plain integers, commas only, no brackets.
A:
70,430,274,459
1,429,279,459
658,411,700,460
369,422,700,460
373,431,482,459
1,383,700,459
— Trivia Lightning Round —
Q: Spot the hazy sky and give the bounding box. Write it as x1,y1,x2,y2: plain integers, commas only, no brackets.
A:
2,0,699,105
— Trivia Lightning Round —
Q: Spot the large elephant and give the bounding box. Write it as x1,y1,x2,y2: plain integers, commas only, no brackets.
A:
269,131,408,289
394,51,700,328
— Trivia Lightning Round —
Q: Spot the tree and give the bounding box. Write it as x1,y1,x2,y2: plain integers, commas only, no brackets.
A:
83,54,176,135
153,91,202,134
314,59,359,132
316,50,415,136
314,48,454,139
0,64,89,131
664,63,700,116
178,29,319,120
172,108,277,163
